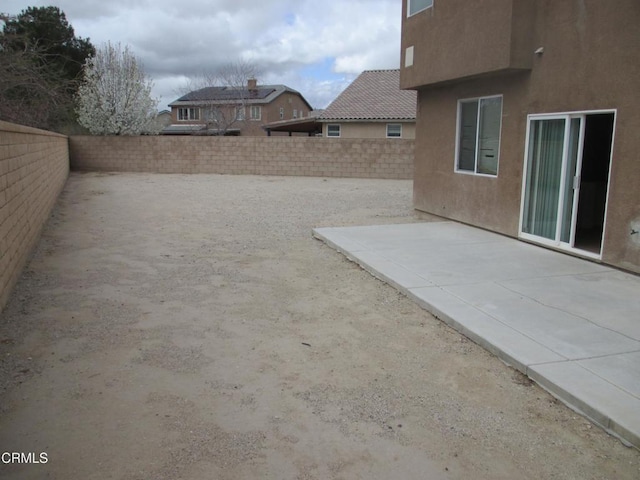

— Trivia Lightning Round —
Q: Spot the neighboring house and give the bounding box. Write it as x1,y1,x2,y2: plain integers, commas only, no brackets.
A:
318,69,416,139
165,79,313,136
401,0,640,273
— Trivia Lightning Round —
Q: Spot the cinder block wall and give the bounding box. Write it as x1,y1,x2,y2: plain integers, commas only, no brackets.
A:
69,136,414,179
0,121,69,312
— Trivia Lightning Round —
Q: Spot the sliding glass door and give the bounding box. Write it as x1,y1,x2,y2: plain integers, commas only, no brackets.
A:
522,116,581,243
520,112,614,257
522,118,566,240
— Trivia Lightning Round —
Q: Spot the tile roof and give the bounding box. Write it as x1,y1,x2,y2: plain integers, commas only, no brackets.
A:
319,70,416,121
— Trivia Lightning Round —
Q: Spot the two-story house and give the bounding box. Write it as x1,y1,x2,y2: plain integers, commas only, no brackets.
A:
165,79,313,136
401,0,640,273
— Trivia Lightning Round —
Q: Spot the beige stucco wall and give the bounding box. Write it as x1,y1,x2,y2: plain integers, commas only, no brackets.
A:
0,121,69,312
406,0,640,273
401,0,534,89
69,136,413,180
322,122,416,139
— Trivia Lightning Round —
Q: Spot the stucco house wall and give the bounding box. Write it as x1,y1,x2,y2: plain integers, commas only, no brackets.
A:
321,122,416,139
401,0,640,273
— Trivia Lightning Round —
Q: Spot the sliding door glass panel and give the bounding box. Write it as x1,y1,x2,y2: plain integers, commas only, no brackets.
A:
522,119,565,240
560,118,582,243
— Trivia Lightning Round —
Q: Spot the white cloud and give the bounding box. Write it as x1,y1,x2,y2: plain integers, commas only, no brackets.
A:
2,0,402,110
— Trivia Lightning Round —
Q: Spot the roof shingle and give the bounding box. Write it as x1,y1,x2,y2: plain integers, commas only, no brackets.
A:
319,70,416,121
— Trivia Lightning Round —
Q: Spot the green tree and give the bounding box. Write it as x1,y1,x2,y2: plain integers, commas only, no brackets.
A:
0,6,95,131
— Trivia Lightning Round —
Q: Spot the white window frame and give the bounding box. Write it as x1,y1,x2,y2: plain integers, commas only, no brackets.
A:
386,124,402,138
250,106,261,121
235,106,246,121
293,109,298,119
279,107,285,120
178,107,200,121
327,124,341,137
454,95,503,177
408,0,433,17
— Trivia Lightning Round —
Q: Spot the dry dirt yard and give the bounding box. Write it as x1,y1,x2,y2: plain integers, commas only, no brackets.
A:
0,172,638,480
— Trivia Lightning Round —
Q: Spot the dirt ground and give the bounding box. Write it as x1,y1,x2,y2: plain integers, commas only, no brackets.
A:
0,172,638,480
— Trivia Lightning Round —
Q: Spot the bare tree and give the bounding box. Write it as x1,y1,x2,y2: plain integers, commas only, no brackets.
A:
179,60,262,135
0,34,68,127
76,42,160,135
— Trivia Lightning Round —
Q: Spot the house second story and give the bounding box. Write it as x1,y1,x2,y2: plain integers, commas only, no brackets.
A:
400,0,535,90
401,0,639,106
165,79,313,136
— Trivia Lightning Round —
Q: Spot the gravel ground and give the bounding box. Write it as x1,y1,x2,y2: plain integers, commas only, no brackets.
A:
0,172,638,479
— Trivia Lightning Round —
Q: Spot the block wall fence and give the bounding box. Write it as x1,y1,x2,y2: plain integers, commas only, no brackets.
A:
69,136,414,179
0,121,69,312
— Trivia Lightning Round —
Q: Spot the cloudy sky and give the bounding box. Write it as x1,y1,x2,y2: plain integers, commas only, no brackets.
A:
3,0,404,110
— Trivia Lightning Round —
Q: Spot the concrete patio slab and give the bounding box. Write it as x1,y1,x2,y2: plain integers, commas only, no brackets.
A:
444,282,640,360
505,272,640,339
313,221,640,448
408,285,565,371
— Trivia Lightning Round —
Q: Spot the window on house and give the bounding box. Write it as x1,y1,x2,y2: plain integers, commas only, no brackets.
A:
456,96,502,176
327,124,341,137
408,0,433,16
279,107,285,119
178,107,200,121
235,106,246,121
250,106,261,120
387,124,402,138
293,109,298,119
